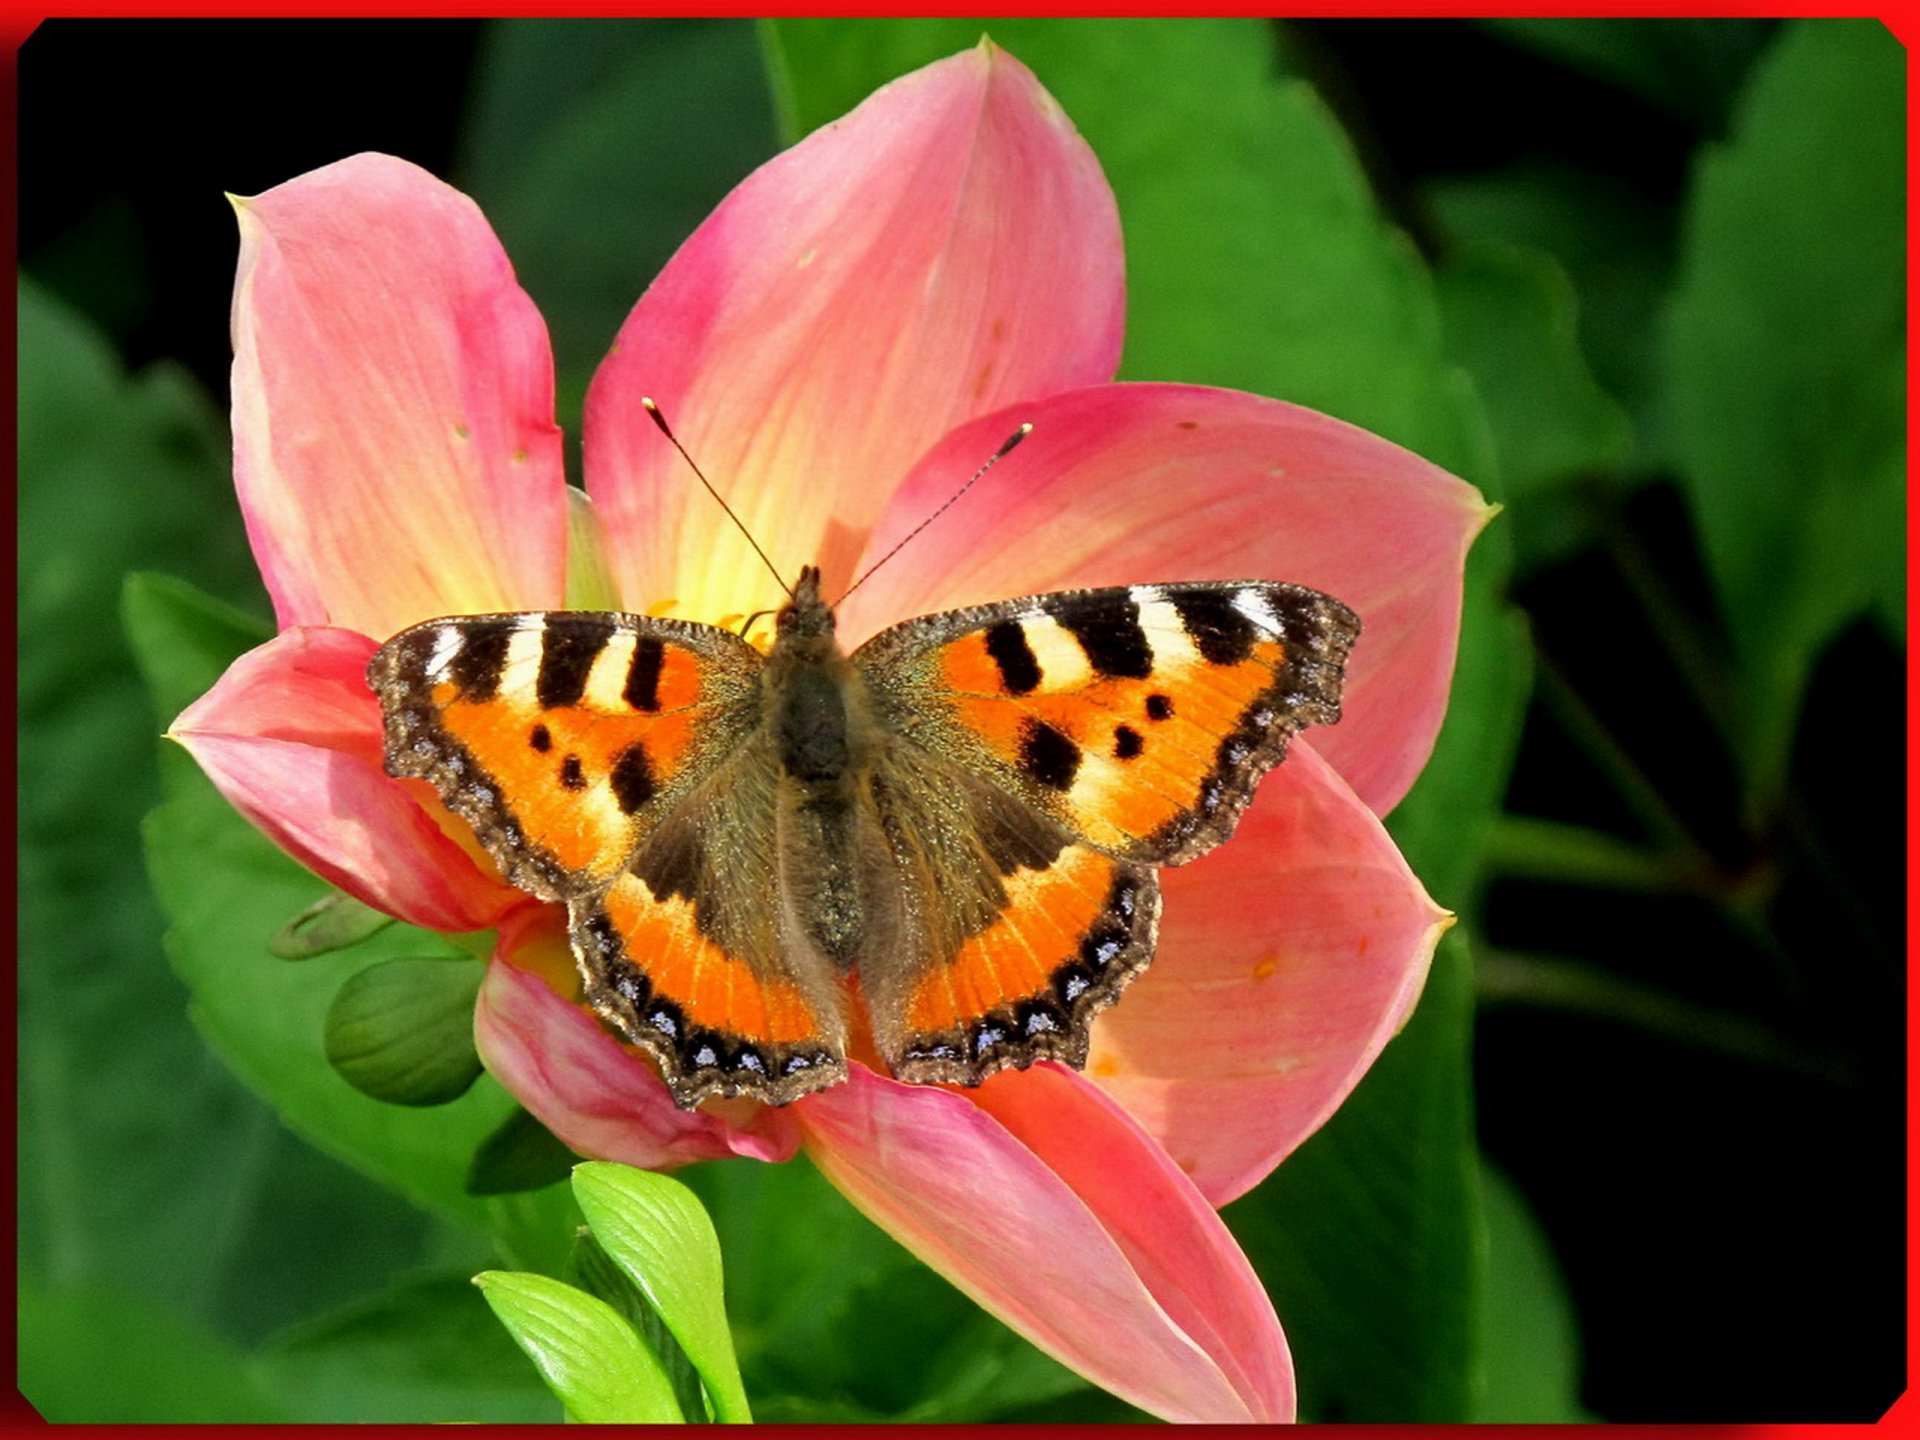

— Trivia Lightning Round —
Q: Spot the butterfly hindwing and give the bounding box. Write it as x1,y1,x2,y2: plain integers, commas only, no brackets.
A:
570,742,849,1108
369,611,763,901
854,581,1360,865
857,742,1161,1086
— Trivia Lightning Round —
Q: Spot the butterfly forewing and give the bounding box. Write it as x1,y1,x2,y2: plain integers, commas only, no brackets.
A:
853,581,1360,866
368,611,762,901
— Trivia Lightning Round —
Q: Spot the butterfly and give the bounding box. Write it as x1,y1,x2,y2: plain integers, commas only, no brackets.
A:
368,566,1358,1109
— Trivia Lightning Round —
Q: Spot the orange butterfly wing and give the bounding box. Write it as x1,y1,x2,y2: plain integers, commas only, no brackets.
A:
369,612,761,899
371,612,849,1106
850,581,1357,1084
855,581,1359,864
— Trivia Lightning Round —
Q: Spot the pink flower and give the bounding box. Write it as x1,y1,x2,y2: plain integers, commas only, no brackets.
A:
171,44,1484,1423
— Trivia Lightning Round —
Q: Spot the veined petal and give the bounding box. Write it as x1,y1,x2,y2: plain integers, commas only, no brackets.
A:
231,152,567,640
168,627,520,933
794,1065,1290,1422
585,42,1123,624
1086,742,1452,1206
475,908,801,1170
842,382,1493,817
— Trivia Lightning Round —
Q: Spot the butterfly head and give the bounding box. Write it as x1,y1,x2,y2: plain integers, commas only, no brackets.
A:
774,565,838,645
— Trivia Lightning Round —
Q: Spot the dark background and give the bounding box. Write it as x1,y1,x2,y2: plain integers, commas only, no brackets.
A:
20,17,1905,1421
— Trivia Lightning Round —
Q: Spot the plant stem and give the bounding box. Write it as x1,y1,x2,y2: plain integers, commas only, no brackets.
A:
1481,816,1687,893
1528,644,1711,868
1475,947,1860,1089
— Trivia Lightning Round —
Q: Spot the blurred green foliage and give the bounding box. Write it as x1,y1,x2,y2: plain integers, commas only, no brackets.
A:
1665,20,1905,799
18,16,1902,1424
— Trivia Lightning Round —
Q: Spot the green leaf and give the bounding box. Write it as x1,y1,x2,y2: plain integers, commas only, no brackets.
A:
571,1229,712,1421
1386,252,1553,914
140,719,525,1225
1435,240,1633,501
1475,17,1775,132
18,279,263,712
1227,928,1483,1421
324,957,487,1106
122,571,273,722
1471,1164,1595,1422
468,1106,583,1197
18,285,273,1329
1664,19,1905,797
253,1271,559,1423
1385,279,1531,915
1429,162,1677,466
1387,561,1532,913
570,1162,752,1422
19,1283,287,1423
474,1270,684,1423
22,288,472,1353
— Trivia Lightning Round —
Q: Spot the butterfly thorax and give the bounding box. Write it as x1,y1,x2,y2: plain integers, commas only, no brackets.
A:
767,565,864,789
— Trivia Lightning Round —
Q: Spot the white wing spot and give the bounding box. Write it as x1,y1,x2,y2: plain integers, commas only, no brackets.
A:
1233,588,1281,633
583,629,639,710
503,616,546,679
1133,594,1201,669
425,626,462,680
1023,612,1096,689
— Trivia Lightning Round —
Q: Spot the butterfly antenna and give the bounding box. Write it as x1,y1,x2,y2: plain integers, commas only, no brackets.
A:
641,397,794,601
836,422,1032,606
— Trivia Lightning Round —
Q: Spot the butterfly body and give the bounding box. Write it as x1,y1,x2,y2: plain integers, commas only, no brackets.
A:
369,567,1358,1109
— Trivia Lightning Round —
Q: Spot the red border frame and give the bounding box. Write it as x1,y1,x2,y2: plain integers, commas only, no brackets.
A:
0,0,1912,36
5,4,1911,1435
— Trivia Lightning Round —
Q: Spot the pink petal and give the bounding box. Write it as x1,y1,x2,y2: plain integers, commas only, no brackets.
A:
169,627,520,934
231,152,567,640
476,907,800,1169
841,382,1493,817
584,42,1123,626
794,1065,1291,1422
968,1064,1295,1418
1085,742,1453,1206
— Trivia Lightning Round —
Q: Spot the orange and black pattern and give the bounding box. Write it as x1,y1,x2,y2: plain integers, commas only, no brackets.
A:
370,612,760,900
856,581,1360,863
